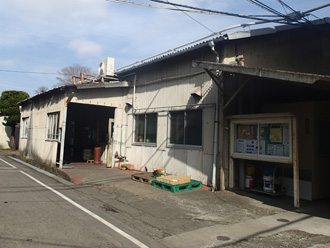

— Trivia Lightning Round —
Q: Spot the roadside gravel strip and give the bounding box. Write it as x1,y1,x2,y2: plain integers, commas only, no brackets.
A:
8,156,74,186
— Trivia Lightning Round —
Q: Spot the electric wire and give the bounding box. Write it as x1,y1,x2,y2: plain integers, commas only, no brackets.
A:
278,0,288,14
164,0,215,33
107,0,278,17
0,83,37,91
246,0,286,18
106,0,204,14
275,0,310,23
150,0,288,23
302,3,330,15
276,0,294,13
0,69,72,76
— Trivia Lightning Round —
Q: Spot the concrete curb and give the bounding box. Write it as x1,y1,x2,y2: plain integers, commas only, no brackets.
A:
160,211,330,248
8,156,75,186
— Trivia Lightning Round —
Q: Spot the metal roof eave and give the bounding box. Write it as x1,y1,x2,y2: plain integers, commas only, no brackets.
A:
19,85,76,105
192,60,330,85
76,81,129,90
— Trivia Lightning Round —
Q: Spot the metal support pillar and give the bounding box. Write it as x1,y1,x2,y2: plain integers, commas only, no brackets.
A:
292,116,299,208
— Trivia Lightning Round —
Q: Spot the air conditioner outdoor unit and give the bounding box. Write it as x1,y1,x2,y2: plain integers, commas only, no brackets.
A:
98,57,115,76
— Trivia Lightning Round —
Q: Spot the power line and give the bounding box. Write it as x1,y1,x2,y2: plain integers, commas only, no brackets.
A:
278,0,288,14
111,0,330,23
0,83,37,91
246,0,285,18
150,0,286,23
107,0,278,17
274,0,310,23
164,0,215,33
0,69,71,76
302,3,330,15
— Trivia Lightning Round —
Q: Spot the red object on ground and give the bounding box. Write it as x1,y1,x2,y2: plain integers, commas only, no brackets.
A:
94,147,101,164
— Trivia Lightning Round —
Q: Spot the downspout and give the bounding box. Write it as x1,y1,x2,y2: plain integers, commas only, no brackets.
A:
209,40,220,191
59,92,74,169
115,73,136,163
59,105,67,169
133,73,136,112
124,73,136,158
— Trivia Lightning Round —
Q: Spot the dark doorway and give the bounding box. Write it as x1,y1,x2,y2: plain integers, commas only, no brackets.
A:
64,103,115,163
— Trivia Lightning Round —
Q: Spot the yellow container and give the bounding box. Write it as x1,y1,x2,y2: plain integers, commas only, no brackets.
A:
246,165,256,176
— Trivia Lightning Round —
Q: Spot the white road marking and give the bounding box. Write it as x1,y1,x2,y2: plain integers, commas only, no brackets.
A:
0,158,17,168
19,170,149,248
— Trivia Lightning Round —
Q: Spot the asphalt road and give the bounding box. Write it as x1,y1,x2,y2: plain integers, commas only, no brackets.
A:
0,153,160,248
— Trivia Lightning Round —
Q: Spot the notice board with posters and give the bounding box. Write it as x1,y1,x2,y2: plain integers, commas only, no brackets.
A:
230,116,292,163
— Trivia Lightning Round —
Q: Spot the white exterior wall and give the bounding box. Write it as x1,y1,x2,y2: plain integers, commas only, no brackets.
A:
19,87,126,167
123,56,217,185
19,93,65,166
71,87,125,107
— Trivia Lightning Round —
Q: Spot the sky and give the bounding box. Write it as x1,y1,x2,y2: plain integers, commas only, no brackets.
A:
0,0,329,97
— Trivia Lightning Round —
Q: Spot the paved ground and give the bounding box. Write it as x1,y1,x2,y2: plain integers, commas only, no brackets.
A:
9,154,330,248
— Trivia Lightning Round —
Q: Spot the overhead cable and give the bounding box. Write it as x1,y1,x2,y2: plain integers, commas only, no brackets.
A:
0,83,37,91
275,0,310,23
245,0,286,18
107,0,277,17
150,0,287,23
0,69,72,76
106,0,204,13
302,3,330,15
163,0,215,33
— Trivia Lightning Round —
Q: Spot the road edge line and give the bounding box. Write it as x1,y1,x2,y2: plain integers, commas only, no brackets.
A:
19,170,149,248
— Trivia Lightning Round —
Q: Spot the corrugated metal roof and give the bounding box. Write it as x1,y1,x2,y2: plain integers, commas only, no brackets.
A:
116,18,330,75
20,81,130,105
192,61,330,85
19,85,76,105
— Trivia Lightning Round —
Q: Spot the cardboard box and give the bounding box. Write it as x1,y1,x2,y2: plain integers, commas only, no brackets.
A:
157,175,191,185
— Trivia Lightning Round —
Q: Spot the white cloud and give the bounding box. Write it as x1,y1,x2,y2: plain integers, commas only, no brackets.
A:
8,0,108,21
0,60,15,66
69,39,102,58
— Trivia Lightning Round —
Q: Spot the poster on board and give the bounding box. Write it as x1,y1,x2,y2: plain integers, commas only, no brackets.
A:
270,124,282,143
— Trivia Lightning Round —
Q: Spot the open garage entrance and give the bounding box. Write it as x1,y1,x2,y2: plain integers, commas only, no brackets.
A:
63,103,115,166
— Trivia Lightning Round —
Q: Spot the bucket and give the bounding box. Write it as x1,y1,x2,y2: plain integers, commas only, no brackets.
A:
245,176,254,189
246,165,256,176
94,147,101,164
263,176,273,192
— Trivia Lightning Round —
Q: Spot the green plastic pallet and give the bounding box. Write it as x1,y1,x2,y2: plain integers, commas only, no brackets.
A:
151,179,202,193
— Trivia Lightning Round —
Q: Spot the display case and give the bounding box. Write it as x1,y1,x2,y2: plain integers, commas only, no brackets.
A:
230,116,292,163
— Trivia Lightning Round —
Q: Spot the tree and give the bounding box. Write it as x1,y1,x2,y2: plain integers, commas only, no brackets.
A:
35,86,48,94
0,90,29,150
54,64,94,87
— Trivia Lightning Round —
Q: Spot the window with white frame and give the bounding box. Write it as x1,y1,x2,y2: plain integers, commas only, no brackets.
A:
47,112,60,141
21,117,29,138
134,113,157,143
169,109,202,146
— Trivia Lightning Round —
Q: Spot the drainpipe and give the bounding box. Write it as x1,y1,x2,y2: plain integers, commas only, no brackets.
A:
133,73,136,112
59,92,74,169
59,105,67,169
209,40,220,191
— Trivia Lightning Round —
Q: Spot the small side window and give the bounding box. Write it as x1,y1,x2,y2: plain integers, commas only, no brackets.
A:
47,112,60,141
134,113,157,144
